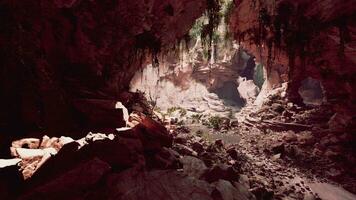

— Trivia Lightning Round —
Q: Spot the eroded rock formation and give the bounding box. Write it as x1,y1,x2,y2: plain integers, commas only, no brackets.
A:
230,0,356,123
0,0,206,145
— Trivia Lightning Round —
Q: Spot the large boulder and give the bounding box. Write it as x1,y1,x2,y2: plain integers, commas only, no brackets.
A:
0,160,24,199
103,169,214,200
19,158,111,200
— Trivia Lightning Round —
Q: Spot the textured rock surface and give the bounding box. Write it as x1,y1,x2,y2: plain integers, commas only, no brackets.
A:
230,0,356,119
0,0,206,141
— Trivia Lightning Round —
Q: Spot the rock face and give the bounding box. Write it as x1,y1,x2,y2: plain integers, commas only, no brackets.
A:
0,114,257,200
0,0,206,140
230,0,356,121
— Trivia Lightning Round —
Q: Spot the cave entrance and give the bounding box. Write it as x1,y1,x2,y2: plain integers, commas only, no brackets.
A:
129,0,264,124
212,81,245,108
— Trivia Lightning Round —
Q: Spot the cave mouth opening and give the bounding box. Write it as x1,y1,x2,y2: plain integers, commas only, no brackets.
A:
129,47,265,123
129,0,264,122
211,81,246,108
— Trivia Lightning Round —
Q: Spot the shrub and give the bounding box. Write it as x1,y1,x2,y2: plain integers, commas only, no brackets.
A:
208,115,223,129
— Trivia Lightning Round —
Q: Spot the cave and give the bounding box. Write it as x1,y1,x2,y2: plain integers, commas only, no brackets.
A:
212,81,246,108
0,0,355,200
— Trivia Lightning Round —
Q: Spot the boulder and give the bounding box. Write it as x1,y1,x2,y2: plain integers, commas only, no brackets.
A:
27,134,144,185
191,141,205,154
203,164,240,183
180,156,208,179
20,158,111,200
174,144,198,156
227,147,239,160
237,77,260,104
212,180,256,200
0,161,24,199
230,120,239,128
104,169,214,200
11,138,40,149
270,143,285,155
149,147,181,169
72,99,126,131
133,115,173,152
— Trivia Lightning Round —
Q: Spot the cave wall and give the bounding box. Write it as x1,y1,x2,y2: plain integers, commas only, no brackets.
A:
0,0,206,139
230,0,356,120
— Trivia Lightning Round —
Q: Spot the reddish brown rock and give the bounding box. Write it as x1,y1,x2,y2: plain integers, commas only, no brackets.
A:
19,158,111,200
133,115,173,151
0,0,206,137
230,0,356,117
104,169,214,200
0,163,24,200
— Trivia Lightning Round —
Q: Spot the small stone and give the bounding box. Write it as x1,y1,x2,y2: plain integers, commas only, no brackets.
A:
214,139,224,148
203,164,239,183
271,143,285,154
230,120,239,127
304,193,316,200
180,156,207,178
271,153,281,161
174,144,198,156
283,131,297,142
227,147,239,160
174,136,188,144
191,142,204,154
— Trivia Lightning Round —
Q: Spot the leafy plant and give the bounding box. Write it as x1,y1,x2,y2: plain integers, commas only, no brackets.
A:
179,108,187,117
166,107,187,117
167,107,179,115
191,114,204,123
208,115,223,129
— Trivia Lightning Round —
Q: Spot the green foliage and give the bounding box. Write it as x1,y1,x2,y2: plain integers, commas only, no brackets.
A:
179,108,187,117
196,130,204,136
254,63,265,89
167,107,179,115
208,115,223,129
166,107,187,117
222,0,234,25
191,114,204,123
177,120,185,126
189,17,206,40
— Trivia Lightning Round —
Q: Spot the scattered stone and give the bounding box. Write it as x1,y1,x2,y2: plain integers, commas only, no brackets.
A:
212,180,256,200
174,144,198,156
271,153,281,161
303,193,316,200
151,147,181,169
227,147,239,160
238,174,250,188
174,135,188,144
214,139,224,149
105,169,213,200
203,164,239,183
270,143,285,155
250,187,274,200
271,103,285,113
180,156,208,178
20,158,111,199
282,131,297,142
230,120,239,127
191,142,205,154
12,138,40,149
15,148,57,159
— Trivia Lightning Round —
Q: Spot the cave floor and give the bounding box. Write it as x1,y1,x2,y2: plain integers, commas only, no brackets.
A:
179,103,356,200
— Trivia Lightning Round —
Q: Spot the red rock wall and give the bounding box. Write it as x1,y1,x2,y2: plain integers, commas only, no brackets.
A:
0,0,206,138
230,0,356,119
